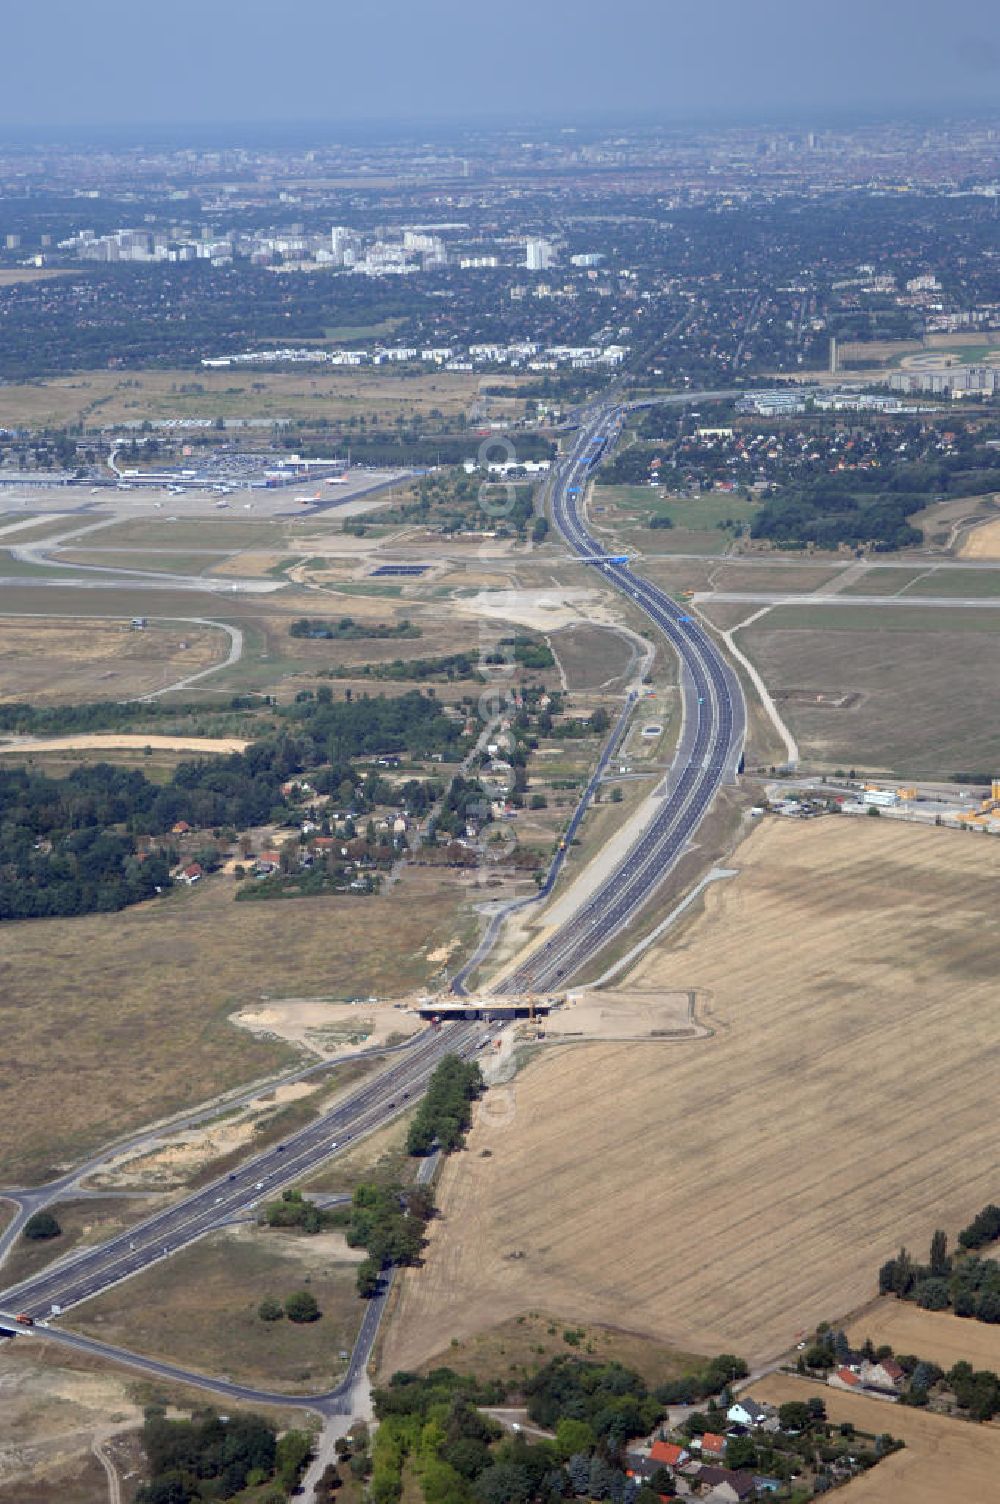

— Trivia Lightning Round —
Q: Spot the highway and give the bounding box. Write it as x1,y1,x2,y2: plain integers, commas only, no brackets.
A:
0,394,746,1414
498,399,745,992
450,685,637,994
0,1021,481,1326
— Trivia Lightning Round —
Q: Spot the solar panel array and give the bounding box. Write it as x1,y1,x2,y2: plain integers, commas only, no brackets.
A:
370,564,430,577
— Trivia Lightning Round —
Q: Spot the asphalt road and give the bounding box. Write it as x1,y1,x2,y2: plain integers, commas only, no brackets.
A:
500,398,746,992
450,685,638,995
0,393,746,1410
0,1033,431,1272
696,590,1000,609
0,1021,482,1326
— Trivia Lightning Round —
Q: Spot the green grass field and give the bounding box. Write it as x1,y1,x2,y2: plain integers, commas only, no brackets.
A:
0,549,92,577
755,603,1000,633
900,568,1000,598
841,568,927,596
738,603,1000,774
596,483,758,530
591,484,758,557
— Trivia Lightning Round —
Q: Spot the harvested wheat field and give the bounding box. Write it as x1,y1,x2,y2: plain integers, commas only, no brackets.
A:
961,517,1000,560
0,617,228,703
748,1373,1000,1504
381,818,1000,1375
847,1297,1000,1374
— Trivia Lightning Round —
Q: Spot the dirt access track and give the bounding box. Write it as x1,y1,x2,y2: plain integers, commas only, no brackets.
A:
380,817,1000,1374
0,733,249,756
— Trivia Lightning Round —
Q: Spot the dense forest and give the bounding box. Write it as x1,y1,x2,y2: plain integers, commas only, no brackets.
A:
136,1408,312,1502
749,487,924,551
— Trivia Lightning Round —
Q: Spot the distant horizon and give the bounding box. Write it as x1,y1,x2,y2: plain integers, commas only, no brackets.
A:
2,103,1000,150
2,0,998,139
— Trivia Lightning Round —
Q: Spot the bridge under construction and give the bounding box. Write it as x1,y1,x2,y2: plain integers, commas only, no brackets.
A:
417,994,562,1022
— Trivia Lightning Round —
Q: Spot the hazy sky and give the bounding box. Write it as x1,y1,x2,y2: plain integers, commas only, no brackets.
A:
2,0,999,133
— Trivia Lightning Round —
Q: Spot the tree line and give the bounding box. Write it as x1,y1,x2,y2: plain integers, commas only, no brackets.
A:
878,1209,1000,1324
290,616,421,641
406,1056,486,1156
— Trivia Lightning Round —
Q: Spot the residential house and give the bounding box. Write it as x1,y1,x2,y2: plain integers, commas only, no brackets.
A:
861,1358,905,1393
828,1366,863,1393
171,820,191,835
698,1434,726,1461
254,850,281,875
726,1400,773,1430
178,863,203,885
624,1453,659,1485
694,1466,756,1502
649,1441,688,1469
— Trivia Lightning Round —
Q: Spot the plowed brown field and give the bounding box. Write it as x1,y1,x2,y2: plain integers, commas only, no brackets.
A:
381,818,1000,1373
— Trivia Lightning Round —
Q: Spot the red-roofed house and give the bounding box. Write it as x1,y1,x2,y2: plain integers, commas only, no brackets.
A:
699,1433,726,1460
649,1441,688,1468
829,1366,862,1391
171,820,191,835
179,863,203,885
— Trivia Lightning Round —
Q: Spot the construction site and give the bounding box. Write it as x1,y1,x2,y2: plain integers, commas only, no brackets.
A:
768,776,1000,836
417,994,561,1023
841,777,1000,834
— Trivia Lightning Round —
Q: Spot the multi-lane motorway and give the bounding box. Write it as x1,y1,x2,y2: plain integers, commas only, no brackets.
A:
499,400,745,993
0,1020,481,1325
0,393,746,1417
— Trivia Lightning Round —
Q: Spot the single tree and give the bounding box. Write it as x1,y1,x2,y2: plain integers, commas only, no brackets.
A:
356,1259,381,1298
929,1228,951,1277
284,1290,320,1323
23,1211,61,1241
